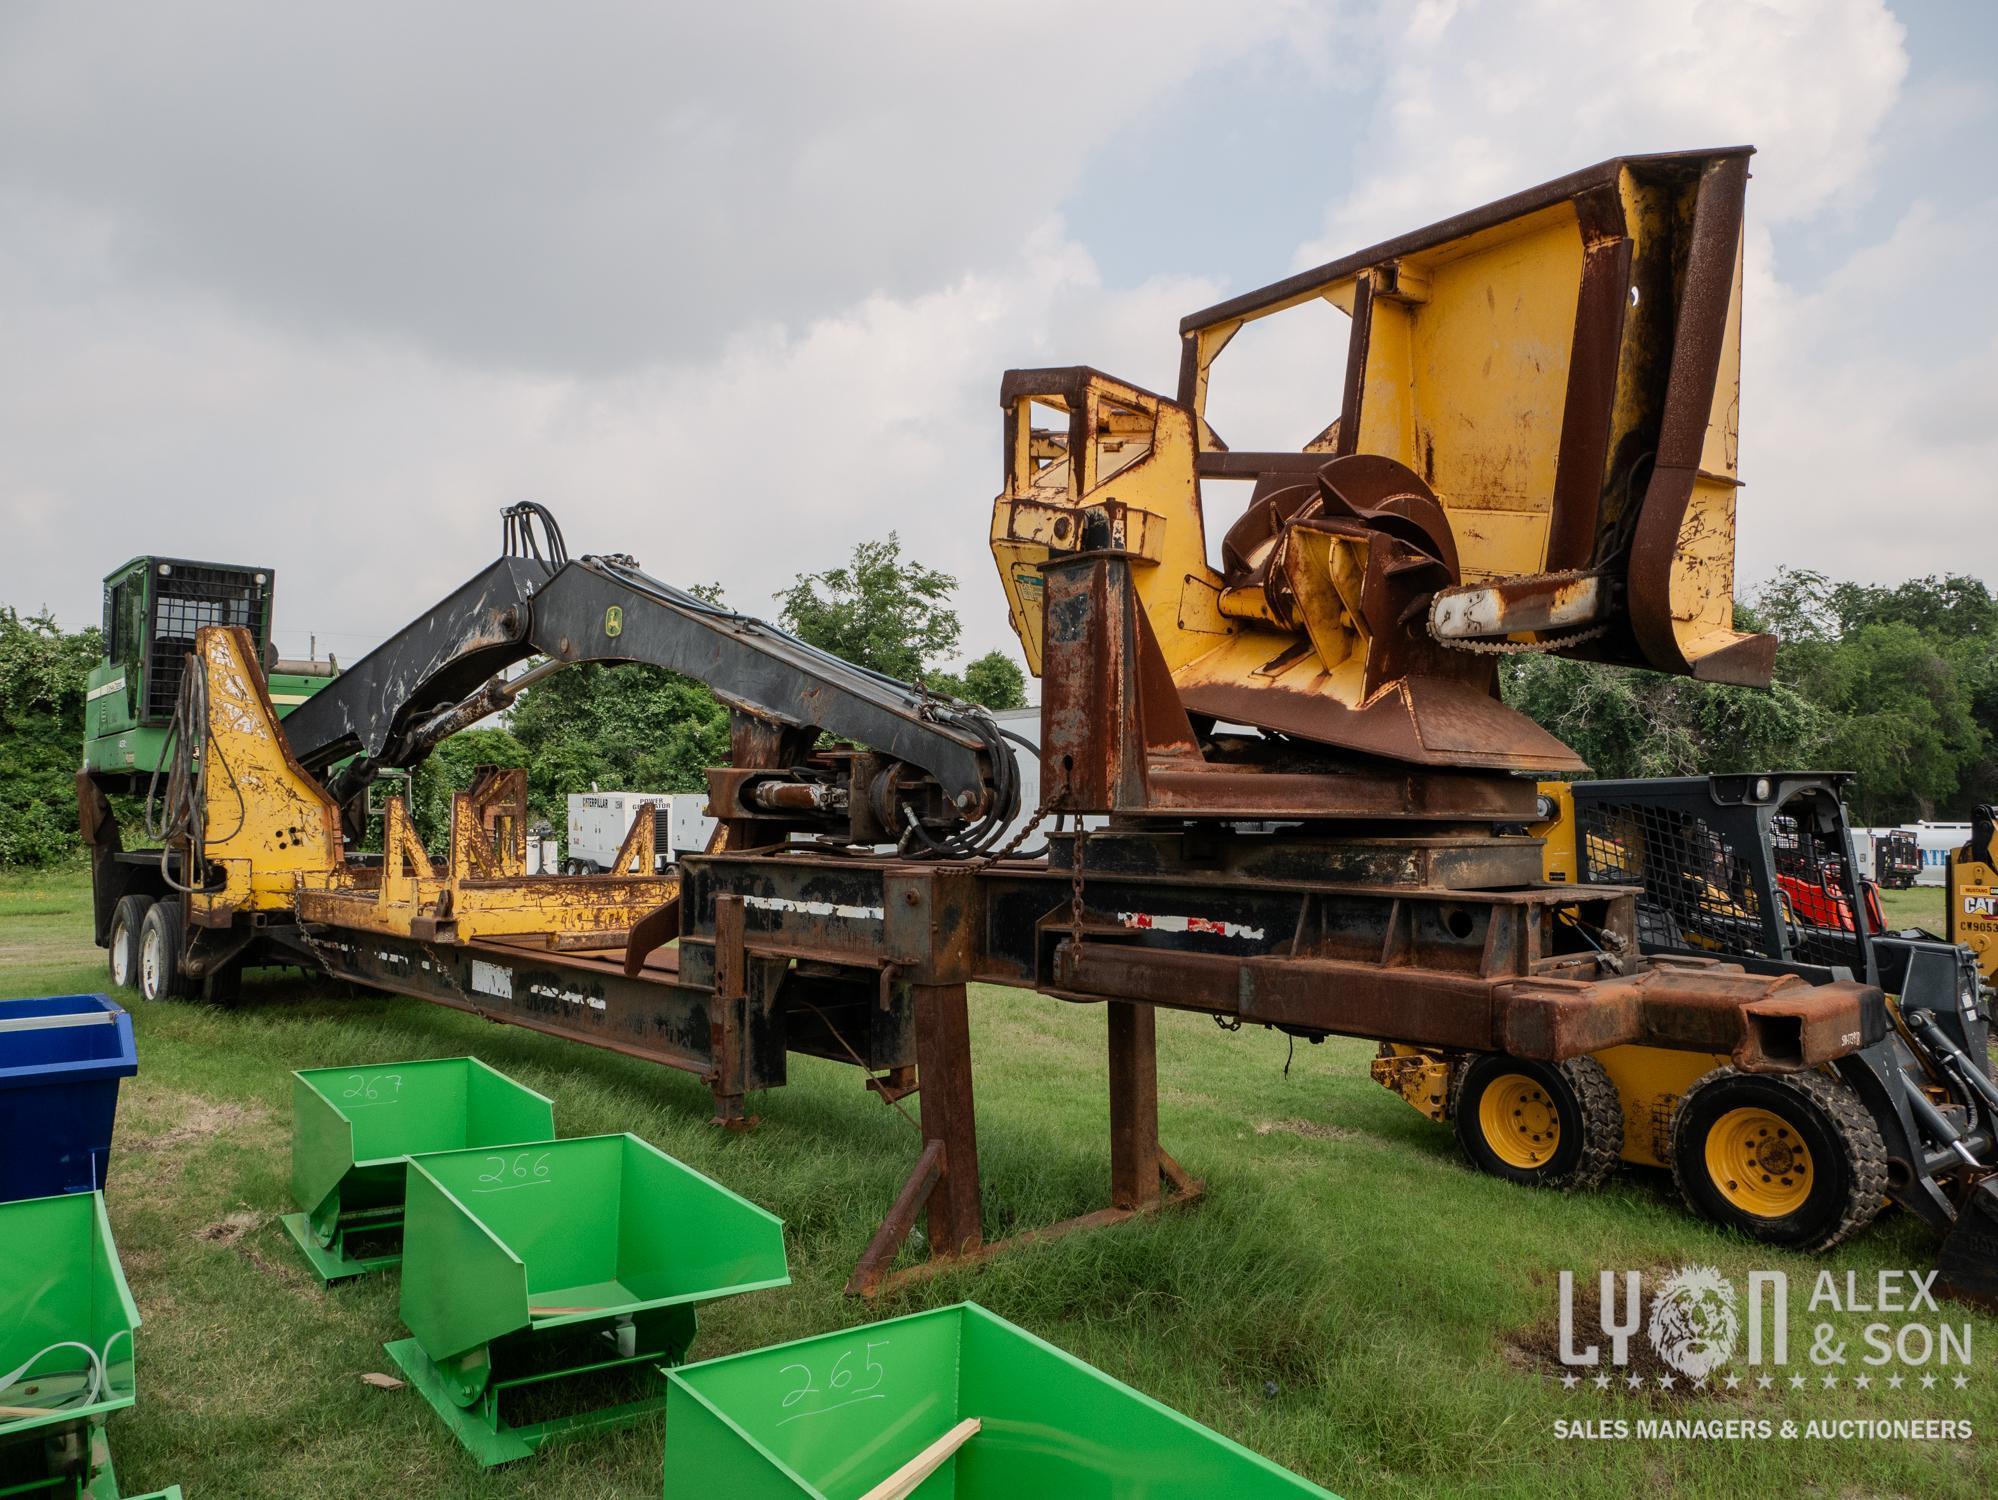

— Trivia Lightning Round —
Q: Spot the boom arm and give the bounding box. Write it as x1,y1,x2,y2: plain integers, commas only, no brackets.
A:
279,507,1014,850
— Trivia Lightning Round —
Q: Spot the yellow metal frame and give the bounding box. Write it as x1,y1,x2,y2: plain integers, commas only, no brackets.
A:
187,626,346,923
992,154,1769,759
185,625,677,951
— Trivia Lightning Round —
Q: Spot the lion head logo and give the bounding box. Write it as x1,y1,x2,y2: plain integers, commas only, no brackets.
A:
1646,1265,1739,1377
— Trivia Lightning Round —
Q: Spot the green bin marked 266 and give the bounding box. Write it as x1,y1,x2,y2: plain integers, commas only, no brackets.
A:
387,1131,791,1466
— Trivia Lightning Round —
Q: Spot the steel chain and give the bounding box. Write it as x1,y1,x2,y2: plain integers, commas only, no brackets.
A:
1069,820,1087,933
971,777,1061,867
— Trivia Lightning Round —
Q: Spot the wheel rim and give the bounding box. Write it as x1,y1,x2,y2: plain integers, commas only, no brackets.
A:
1705,1105,1814,1217
140,924,162,998
1479,1073,1561,1169
110,917,132,985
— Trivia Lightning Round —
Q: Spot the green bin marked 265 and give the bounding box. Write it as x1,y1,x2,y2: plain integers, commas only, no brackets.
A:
664,1302,1336,1498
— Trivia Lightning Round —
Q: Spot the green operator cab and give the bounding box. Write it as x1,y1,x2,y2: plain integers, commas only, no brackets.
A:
83,557,336,786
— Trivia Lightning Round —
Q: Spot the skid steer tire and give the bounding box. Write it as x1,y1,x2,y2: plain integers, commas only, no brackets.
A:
1669,1067,1887,1252
107,893,153,990
1453,1053,1622,1192
137,898,197,1002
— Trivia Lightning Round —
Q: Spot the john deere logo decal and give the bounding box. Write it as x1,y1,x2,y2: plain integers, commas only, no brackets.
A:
604,605,624,637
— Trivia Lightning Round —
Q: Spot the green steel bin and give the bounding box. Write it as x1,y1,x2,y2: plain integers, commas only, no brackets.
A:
282,1056,555,1284
0,1191,146,1499
662,1303,1337,1499
387,1132,790,1466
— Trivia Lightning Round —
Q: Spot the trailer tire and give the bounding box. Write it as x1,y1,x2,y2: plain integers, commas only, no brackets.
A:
107,894,153,990
1669,1067,1887,1252
1453,1053,1622,1192
137,898,196,1002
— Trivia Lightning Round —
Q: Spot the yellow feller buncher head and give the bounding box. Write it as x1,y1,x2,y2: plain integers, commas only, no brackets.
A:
992,149,1765,782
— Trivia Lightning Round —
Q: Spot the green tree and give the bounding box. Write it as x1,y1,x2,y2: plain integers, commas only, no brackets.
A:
0,608,101,865
1502,654,1833,781
408,726,531,847
928,649,1028,710
777,534,960,681
777,534,1029,708
1504,569,1995,824
505,662,730,819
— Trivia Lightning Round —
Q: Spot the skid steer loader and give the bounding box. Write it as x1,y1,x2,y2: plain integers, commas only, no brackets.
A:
1376,772,1998,1304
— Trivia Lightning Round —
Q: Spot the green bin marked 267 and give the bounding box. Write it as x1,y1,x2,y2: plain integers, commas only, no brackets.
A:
663,1302,1337,1498
387,1132,791,1466
283,1056,555,1285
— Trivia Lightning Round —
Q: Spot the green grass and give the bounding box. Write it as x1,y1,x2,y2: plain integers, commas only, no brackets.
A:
4,863,1994,1497
1878,882,1946,933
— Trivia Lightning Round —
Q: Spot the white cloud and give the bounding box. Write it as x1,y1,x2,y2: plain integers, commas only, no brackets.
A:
0,0,1988,703
1740,203,1998,588
1281,0,1993,592
1299,0,1910,261
0,201,1215,662
0,0,1310,373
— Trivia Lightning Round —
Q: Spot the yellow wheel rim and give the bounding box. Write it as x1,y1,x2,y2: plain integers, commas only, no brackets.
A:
1479,1073,1561,1169
1705,1106,1814,1217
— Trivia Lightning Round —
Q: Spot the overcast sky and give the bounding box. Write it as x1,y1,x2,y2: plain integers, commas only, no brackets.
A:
2,0,1992,669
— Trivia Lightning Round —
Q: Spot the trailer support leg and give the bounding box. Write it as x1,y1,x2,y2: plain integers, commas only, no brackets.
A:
914,981,984,1259
848,992,1201,1298
1109,1000,1161,1211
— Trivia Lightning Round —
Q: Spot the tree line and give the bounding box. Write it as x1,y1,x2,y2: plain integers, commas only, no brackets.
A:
1505,569,1996,824
2,543,1990,865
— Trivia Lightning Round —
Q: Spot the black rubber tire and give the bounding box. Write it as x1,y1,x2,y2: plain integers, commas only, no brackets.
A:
1453,1052,1622,1191
107,893,153,990
1669,1067,1887,1252
137,898,196,1001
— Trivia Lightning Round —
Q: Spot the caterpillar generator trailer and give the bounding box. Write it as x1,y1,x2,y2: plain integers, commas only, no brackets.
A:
1376,773,1998,1303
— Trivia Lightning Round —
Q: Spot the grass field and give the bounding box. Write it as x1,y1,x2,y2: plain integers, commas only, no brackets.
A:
4,866,1991,1498
1879,882,1947,933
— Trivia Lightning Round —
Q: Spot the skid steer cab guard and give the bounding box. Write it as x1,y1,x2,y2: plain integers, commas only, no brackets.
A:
1543,772,1887,983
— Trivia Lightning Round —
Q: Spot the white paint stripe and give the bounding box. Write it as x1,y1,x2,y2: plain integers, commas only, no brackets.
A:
268,693,311,705
742,893,885,921
85,677,126,701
